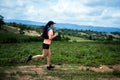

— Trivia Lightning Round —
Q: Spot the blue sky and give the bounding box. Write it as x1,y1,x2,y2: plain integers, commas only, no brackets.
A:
0,0,120,28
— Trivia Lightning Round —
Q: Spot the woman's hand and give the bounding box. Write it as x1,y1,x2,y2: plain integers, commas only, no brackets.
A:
54,32,58,37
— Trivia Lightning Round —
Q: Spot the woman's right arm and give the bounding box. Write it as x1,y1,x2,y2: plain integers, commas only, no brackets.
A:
50,32,58,39
48,30,58,40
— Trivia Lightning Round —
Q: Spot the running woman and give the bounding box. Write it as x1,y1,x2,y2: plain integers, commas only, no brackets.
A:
26,21,58,70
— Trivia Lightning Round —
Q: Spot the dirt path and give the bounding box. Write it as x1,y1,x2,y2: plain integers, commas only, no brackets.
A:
1,64,120,80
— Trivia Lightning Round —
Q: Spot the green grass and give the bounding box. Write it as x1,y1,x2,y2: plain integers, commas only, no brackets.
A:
68,36,92,42
0,41,120,66
0,31,43,43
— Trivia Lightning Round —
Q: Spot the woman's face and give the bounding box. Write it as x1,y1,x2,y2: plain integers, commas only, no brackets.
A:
50,24,54,28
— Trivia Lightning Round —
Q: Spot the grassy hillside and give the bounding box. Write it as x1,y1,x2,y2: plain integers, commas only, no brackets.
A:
0,23,120,80
0,41,120,79
57,29,120,41
0,41,119,66
0,31,42,43
0,23,70,43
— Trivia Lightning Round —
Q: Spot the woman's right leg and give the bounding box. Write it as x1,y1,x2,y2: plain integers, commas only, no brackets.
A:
32,49,48,59
26,49,49,64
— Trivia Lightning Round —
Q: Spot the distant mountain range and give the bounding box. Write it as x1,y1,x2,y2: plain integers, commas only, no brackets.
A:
5,19,120,32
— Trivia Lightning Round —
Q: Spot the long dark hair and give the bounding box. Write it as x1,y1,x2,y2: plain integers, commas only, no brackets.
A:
43,21,55,32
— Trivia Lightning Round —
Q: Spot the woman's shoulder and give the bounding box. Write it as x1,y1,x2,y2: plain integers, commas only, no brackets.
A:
48,29,53,35
49,29,53,32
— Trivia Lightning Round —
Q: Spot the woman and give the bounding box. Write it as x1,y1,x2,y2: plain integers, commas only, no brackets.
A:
26,21,58,70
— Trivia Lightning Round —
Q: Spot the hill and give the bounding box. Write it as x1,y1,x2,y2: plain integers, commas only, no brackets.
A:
1,23,120,42
5,19,120,32
0,41,120,79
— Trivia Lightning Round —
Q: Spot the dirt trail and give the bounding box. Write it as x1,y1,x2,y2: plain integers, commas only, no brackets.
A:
78,65,114,72
2,64,120,80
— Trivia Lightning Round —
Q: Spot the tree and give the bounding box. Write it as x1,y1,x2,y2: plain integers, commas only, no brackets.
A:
0,15,5,29
107,35,113,41
89,35,92,40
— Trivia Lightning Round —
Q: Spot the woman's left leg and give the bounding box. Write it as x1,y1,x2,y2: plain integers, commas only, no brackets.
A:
46,49,55,70
47,49,51,66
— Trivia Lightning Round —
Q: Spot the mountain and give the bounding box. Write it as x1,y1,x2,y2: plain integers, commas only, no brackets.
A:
5,19,45,25
5,19,120,32
55,23,120,32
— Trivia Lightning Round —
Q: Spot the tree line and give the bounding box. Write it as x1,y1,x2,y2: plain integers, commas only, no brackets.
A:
57,29,120,41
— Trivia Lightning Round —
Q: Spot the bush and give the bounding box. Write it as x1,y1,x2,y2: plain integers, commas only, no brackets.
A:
113,70,120,77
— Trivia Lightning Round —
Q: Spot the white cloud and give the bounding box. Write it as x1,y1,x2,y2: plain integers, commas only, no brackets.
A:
0,0,120,28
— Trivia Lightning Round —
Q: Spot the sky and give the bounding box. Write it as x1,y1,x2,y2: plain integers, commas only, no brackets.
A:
0,0,120,28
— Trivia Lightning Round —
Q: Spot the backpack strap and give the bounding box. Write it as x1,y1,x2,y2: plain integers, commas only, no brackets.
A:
47,27,51,32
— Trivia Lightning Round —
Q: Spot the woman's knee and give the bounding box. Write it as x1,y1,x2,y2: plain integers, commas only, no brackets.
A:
42,54,47,58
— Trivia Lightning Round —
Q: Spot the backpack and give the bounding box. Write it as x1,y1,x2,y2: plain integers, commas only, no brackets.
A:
41,27,51,39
